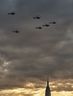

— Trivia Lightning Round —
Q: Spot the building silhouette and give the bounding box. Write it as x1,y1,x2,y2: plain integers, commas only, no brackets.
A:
45,80,51,96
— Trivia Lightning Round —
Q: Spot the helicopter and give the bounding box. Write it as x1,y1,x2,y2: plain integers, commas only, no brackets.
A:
35,27,42,29
49,21,56,24
33,16,40,19
12,30,19,33
42,24,50,27
8,12,16,15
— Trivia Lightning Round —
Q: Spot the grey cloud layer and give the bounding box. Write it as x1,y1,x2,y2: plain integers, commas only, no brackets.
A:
0,0,73,91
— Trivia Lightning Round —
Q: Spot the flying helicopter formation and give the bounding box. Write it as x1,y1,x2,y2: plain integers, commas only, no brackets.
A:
8,12,20,33
32,16,56,30
8,11,56,32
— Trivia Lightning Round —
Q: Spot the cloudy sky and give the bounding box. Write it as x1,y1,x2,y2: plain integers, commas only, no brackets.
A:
0,0,73,96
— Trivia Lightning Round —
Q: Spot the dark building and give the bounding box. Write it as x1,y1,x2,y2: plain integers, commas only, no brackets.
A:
45,80,51,96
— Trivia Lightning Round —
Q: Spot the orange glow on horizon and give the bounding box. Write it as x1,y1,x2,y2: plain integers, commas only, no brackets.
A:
25,82,35,88
0,88,73,96
0,80,73,96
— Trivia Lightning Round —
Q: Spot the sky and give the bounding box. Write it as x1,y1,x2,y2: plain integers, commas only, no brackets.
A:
0,0,73,96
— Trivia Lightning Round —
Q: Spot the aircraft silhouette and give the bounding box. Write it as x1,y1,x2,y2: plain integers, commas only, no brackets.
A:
49,21,56,24
12,30,19,33
36,27,42,29
8,12,15,15
42,24,50,27
33,16,40,19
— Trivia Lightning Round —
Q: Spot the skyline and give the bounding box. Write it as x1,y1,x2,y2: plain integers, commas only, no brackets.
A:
0,0,73,96
0,80,73,96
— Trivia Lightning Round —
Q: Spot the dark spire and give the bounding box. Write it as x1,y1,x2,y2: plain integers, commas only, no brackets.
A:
47,80,49,87
45,78,51,96
46,77,50,87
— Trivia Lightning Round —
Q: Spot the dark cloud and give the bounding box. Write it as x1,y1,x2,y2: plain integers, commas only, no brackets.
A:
0,0,73,91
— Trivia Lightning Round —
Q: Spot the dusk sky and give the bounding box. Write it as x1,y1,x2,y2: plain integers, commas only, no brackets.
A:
0,0,73,96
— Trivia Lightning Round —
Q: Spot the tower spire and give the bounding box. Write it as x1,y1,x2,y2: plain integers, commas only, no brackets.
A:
45,77,51,96
47,78,49,87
